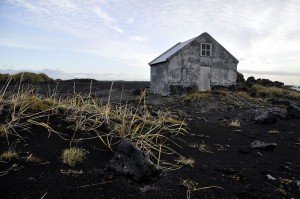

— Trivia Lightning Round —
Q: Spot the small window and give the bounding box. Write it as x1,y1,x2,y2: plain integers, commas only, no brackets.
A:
201,43,212,56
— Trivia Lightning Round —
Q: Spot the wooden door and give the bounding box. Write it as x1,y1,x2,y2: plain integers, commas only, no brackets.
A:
199,66,211,91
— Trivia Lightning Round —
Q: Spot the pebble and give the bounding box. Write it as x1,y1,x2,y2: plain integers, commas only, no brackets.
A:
267,174,276,181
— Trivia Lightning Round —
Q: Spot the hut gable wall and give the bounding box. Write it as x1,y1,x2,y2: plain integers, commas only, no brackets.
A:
168,33,238,87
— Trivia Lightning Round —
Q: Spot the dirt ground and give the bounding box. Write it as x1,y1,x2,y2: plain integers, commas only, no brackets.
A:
0,81,299,199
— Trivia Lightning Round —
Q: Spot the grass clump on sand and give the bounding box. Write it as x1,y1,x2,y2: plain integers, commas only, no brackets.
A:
183,91,211,102
182,179,224,199
1,150,19,160
212,89,228,96
28,97,56,111
0,124,9,137
176,156,195,167
0,80,187,169
252,84,300,100
228,119,240,128
62,148,87,167
198,144,213,153
268,130,280,134
234,91,252,100
25,154,41,164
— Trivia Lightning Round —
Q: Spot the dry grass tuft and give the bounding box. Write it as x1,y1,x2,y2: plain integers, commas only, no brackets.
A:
182,179,199,190
275,188,287,196
198,144,213,153
234,91,252,100
212,89,228,96
1,150,19,160
0,72,55,83
183,91,211,102
62,148,88,167
268,130,280,134
176,156,195,167
167,117,186,125
228,119,241,128
61,169,84,175
0,124,9,137
181,179,224,199
26,154,41,163
252,84,300,100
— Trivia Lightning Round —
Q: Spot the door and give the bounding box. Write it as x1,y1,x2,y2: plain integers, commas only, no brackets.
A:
199,66,211,91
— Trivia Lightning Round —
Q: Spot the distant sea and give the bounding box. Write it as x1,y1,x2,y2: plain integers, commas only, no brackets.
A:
291,85,300,91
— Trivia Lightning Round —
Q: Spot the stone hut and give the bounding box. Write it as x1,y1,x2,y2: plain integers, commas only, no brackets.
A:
149,32,239,95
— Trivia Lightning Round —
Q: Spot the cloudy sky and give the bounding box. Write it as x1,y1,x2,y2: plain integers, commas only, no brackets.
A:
0,0,300,84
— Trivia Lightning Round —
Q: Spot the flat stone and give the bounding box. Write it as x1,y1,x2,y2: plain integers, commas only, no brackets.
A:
250,140,277,151
253,108,286,124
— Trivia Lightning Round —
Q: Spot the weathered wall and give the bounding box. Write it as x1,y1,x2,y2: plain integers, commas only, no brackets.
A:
168,33,238,89
150,62,169,95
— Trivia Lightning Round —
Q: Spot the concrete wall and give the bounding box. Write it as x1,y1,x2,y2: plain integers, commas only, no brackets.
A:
168,33,238,89
150,62,169,95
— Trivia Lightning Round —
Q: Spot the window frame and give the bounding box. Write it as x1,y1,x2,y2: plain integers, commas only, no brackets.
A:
200,43,212,57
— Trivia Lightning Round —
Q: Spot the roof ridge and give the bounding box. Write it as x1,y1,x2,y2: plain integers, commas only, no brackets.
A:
148,36,197,66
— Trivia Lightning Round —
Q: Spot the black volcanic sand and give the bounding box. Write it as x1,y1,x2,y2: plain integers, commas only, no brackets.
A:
0,81,299,199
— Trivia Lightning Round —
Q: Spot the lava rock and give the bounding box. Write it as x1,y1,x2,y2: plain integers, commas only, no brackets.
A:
236,72,248,91
239,147,252,154
250,140,277,151
106,140,162,182
246,76,256,87
246,76,284,87
253,108,286,124
268,97,291,106
287,104,300,119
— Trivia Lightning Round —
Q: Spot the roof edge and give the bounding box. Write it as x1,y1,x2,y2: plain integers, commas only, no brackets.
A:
148,43,181,66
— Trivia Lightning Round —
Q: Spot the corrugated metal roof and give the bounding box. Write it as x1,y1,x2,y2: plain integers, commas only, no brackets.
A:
149,36,197,66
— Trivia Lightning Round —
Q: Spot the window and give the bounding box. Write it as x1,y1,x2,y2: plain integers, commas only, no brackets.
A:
201,43,212,56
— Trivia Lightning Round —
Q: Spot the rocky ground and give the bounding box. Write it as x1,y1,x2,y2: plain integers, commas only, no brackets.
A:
0,80,299,199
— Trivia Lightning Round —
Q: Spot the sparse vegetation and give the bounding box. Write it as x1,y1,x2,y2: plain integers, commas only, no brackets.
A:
0,73,10,82
0,124,9,138
275,188,288,196
176,156,195,167
182,178,224,199
25,154,41,163
252,84,300,100
228,119,241,127
234,91,252,100
268,130,280,134
212,89,228,96
182,178,199,192
0,72,55,83
1,150,19,160
62,148,88,167
198,143,213,153
0,78,299,198
0,80,187,169
61,169,84,175
183,91,211,102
